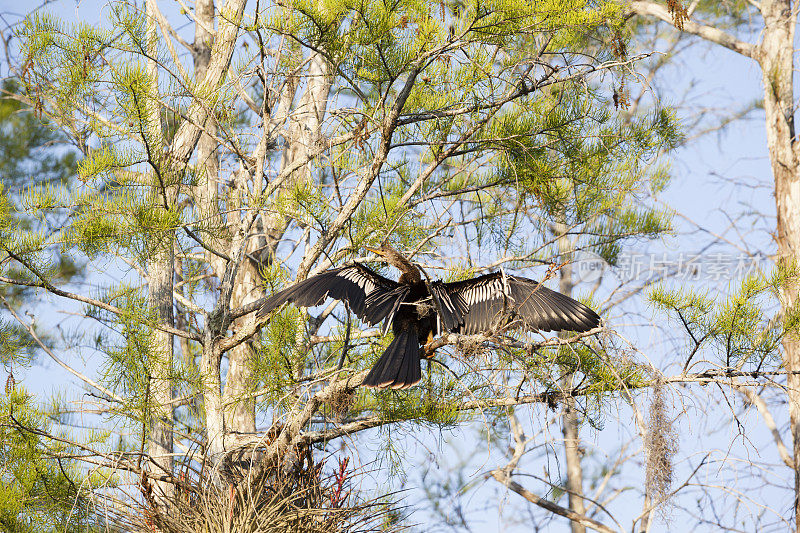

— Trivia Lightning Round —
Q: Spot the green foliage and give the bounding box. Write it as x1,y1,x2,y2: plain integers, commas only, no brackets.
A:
0,83,92,533
255,306,305,403
0,320,36,368
0,79,82,305
95,287,156,417
270,0,622,67
278,180,335,235
486,99,679,261
18,10,189,262
21,14,110,121
367,381,460,427
348,182,430,251
510,340,646,429
8,0,692,524
0,82,77,187
93,285,201,425
0,389,94,533
649,266,799,369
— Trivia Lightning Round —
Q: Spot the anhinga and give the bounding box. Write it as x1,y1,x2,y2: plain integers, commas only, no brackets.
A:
257,243,600,389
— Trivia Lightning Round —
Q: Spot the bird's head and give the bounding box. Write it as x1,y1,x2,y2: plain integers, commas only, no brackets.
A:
364,241,417,276
364,239,397,259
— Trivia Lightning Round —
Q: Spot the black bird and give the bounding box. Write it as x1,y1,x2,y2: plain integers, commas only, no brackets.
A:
257,243,600,389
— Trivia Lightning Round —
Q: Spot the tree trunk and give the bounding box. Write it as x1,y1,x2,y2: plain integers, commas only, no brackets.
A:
557,223,587,533
190,0,219,437
145,0,174,506
758,1,800,529
146,248,175,503
192,0,225,277
223,167,260,438
221,51,334,442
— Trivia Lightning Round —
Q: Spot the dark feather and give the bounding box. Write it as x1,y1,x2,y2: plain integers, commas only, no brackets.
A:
443,273,600,335
428,281,464,333
364,285,410,325
362,325,421,389
257,263,403,326
258,258,600,390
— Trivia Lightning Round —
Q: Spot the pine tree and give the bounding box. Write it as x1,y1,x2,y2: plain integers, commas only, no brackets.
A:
0,79,93,532
7,0,679,527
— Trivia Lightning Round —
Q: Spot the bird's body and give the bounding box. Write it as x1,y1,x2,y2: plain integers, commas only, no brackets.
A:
257,244,600,389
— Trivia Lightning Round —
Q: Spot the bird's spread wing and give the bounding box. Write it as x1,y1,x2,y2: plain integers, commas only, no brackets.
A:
442,272,600,335
257,263,408,326
429,281,466,333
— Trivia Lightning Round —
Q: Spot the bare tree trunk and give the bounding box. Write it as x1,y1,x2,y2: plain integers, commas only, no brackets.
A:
557,223,587,533
193,0,225,277
223,166,260,437
186,0,261,460
145,0,174,506
203,344,225,463
188,0,242,471
221,52,333,439
758,1,800,529
267,51,332,256
146,248,175,502
190,0,219,438
561,401,587,533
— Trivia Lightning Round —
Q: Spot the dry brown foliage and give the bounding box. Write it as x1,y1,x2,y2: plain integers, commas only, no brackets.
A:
114,446,402,533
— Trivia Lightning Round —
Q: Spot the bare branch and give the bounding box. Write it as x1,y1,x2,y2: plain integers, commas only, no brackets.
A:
630,1,757,58
0,270,200,342
490,471,617,533
2,297,125,404
738,383,794,468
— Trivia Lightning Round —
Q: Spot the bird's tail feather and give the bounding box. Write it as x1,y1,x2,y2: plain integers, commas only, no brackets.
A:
362,327,421,389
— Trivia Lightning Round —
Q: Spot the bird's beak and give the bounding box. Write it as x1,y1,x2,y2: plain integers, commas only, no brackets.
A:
364,246,382,256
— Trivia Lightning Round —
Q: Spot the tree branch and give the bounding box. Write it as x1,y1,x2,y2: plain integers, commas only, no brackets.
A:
490,471,616,533
2,297,125,404
738,382,794,467
0,266,200,342
630,1,757,58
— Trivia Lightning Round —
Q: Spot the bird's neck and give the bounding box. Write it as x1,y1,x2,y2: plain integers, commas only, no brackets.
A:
381,246,423,285
398,270,422,285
